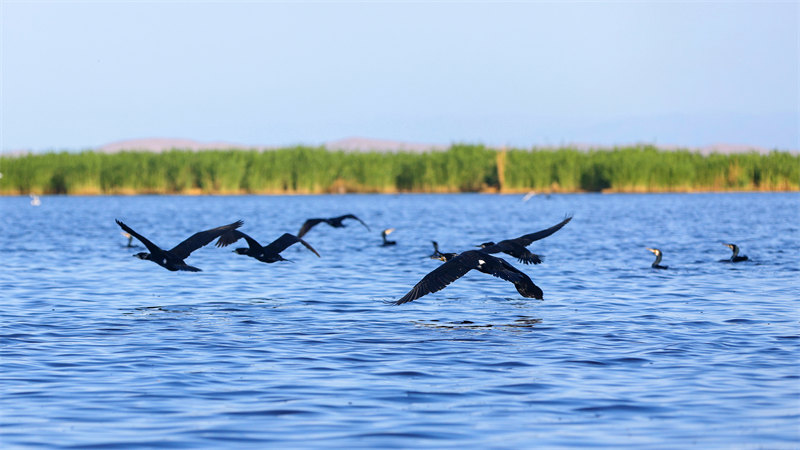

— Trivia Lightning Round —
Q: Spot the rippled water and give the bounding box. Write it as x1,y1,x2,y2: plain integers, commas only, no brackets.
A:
2,193,798,448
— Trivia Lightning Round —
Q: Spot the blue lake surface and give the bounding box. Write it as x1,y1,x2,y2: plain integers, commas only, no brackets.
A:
1,193,798,448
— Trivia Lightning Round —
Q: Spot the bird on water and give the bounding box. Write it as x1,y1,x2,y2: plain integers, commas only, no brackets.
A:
395,250,543,305
115,219,243,271
646,247,668,269
297,214,370,238
216,230,320,263
121,232,135,248
720,243,748,262
380,228,396,246
477,215,572,265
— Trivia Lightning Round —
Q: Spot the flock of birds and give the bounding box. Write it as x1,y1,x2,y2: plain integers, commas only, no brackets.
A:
116,214,750,305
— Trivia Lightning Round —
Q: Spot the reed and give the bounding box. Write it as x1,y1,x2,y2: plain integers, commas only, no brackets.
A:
1,145,796,195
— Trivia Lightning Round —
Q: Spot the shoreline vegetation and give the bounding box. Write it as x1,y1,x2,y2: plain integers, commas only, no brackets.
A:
1,145,797,195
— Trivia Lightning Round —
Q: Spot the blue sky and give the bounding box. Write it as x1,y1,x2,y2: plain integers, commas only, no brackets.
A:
1,1,797,151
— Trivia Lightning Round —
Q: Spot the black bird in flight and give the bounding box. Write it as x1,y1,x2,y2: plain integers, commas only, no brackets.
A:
478,215,572,264
115,219,243,271
429,241,458,261
216,230,320,263
297,214,370,238
380,228,397,246
395,250,543,305
646,247,669,269
720,243,749,262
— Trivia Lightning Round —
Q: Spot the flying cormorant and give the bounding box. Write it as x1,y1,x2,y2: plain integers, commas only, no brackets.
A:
395,250,543,305
721,243,749,262
215,230,320,263
297,214,370,238
478,216,572,264
429,241,458,261
646,247,668,269
115,219,243,271
381,228,396,246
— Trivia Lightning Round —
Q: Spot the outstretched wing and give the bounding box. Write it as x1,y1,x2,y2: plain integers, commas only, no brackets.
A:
263,233,321,257
215,229,262,250
395,252,480,305
169,220,244,259
513,215,573,247
115,219,162,255
338,214,370,231
297,218,325,238
491,257,543,299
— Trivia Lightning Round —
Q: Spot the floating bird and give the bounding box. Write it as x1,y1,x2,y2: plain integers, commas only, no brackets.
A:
297,214,370,238
395,250,543,305
380,228,396,246
30,194,41,206
646,247,668,269
216,230,320,263
429,241,458,261
115,219,243,271
720,243,748,262
121,232,135,248
477,216,572,264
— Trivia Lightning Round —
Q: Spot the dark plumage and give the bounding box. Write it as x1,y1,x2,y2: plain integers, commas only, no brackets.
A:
381,228,396,246
121,232,135,248
478,216,572,264
395,250,543,305
216,230,320,263
296,214,370,238
720,243,749,262
646,247,668,269
115,219,243,271
429,241,458,261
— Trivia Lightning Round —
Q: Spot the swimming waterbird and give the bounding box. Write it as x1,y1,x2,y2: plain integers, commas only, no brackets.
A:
720,243,749,262
381,228,396,246
216,230,320,263
395,250,543,305
121,232,135,248
646,247,668,269
477,216,572,264
297,214,370,238
115,219,243,272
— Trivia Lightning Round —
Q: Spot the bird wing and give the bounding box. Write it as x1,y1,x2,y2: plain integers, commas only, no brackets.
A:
297,218,325,238
263,233,321,257
339,214,371,231
514,215,573,246
215,229,262,249
483,256,543,299
169,220,244,259
395,252,482,305
115,219,162,255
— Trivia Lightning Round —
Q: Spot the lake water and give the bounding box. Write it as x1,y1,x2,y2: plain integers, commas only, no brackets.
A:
1,193,798,448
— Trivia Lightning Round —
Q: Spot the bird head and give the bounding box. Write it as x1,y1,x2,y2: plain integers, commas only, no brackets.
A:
133,252,150,260
382,228,395,237
233,248,248,255
477,242,495,248
646,247,661,255
435,255,447,262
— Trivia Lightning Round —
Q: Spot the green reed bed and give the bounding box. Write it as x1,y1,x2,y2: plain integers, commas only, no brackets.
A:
0,145,796,195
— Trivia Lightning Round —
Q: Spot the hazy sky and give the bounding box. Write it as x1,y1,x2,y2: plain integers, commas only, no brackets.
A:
1,1,797,151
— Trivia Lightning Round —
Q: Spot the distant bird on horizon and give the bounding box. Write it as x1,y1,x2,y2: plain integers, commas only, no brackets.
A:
380,228,396,246
720,243,749,262
646,247,668,269
30,194,41,206
297,214,370,238
216,230,320,263
477,215,572,264
115,219,243,271
395,250,543,305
